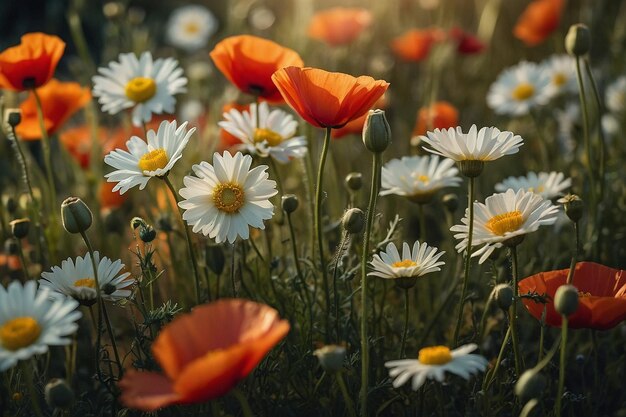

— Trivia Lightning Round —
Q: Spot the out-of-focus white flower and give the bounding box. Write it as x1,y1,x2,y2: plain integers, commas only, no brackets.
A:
542,54,577,96
606,76,626,114
166,5,218,52
495,171,571,199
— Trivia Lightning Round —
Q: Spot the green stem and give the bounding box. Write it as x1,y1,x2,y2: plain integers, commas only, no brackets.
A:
555,316,568,417
482,326,511,391
400,289,410,358
336,372,357,417
232,387,254,417
287,211,312,344
509,246,522,376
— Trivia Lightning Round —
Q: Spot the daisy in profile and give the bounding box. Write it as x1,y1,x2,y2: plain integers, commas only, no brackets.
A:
605,76,626,114
385,344,488,390
0,281,81,371
218,101,307,163
541,54,577,96
166,5,218,52
486,61,552,116
380,155,461,204
39,251,133,305
369,241,445,288
178,151,278,244
451,188,559,263
104,120,195,194
495,171,571,199
92,52,187,126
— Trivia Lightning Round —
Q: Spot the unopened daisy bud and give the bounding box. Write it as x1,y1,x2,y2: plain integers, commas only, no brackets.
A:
362,109,391,153
457,160,484,178
4,109,21,127
9,218,30,239
565,24,591,57
515,369,546,402
61,197,93,234
342,208,365,234
45,378,74,409
494,284,514,310
555,284,579,316
313,344,347,373
206,245,225,275
558,194,584,223
139,224,157,243
442,193,459,213
156,214,173,232
345,172,363,191
130,217,147,230
4,238,18,255
281,194,299,214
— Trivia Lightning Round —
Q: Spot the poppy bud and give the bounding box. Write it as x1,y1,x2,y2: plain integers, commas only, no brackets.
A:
130,217,147,230
494,284,514,310
9,218,30,239
555,284,579,316
313,344,347,373
45,379,74,409
345,172,363,191
558,194,584,223
515,369,546,402
442,193,459,213
457,160,484,178
281,194,299,214
362,109,391,153
139,225,157,243
565,24,591,57
4,239,18,255
61,197,93,234
206,245,225,275
4,109,21,128
342,208,365,234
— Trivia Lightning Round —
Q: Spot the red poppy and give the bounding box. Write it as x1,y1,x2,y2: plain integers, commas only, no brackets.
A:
307,7,373,47
100,182,126,209
59,126,108,169
412,101,459,137
272,66,389,129
332,95,388,139
0,33,65,91
390,28,445,62
513,0,564,46
15,79,91,140
119,299,290,411
449,28,485,54
210,35,303,103
518,262,626,330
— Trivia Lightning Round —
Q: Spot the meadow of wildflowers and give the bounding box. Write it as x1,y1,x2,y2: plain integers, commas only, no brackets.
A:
0,0,625,416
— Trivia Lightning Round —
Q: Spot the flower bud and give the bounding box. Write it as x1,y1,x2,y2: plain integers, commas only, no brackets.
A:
3,195,18,214
61,197,93,234
494,284,514,310
4,238,18,255
442,193,459,213
130,216,147,230
362,109,391,153
313,344,347,373
139,224,157,243
565,24,591,57
345,172,363,191
558,194,584,223
457,160,484,178
156,214,173,232
45,378,74,409
515,369,546,402
9,218,30,239
281,194,299,214
4,109,21,128
342,208,365,234
555,284,579,316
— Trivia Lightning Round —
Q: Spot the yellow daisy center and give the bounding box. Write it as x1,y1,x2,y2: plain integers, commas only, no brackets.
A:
485,210,524,236
512,83,535,101
213,182,245,214
1,317,41,351
412,174,430,184
125,77,157,103
253,128,284,147
527,185,545,193
184,21,201,35
74,278,96,289
418,346,453,365
392,259,417,268
553,73,567,86
138,148,169,172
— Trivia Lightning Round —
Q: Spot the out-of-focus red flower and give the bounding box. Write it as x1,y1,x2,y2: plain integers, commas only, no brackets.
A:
518,262,626,330
332,95,388,139
219,103,250,150
59,126,108,169
449,28,485,54
119,299,290,411
513,0,564,46
390,28,445,62
307,7,373,47
412,101,459,137
100,182,126,209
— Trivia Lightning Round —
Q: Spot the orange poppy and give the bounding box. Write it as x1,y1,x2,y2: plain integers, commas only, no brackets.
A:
100,182,126,209
119,299,290,411
449,28,485,55
390,28,445,62
210,35,304,103
0,33,65,91
518,262,626,330
412,101,459,137
59,126,108,169
513,0,564,46
307,7,373,47
15,79,91,140
272,66,389,129
332,95,388,139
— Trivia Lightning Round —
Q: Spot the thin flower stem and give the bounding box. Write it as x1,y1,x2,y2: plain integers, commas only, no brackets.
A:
583,58,606,203
287,211,312,344
483,326,511,391
24,361,43,417
555,316,568,417
230,243,237,297
333,232,349,342
360,152,382,417
453,176,475,346
400,289,410,358
336,372,357,417
232,387,254,417
509,246,522,375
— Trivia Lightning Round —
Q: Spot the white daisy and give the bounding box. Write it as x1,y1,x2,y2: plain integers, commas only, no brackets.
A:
542,54,577,96
486,61,553,116
104,120,195,194
178,151,278,244
218,102,307,163
451,188,559,264
385,344,488,391
39,251,133,304
495,171,572,199
369,241,445,280
0,281,81,371
380,155,461,203
92,52,187,126
605,76,626,114
166,5,218,52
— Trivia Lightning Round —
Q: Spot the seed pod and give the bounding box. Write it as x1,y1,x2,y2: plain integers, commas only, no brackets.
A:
345,172,363,191
61,197,93,234
342,208,365,234
281,194,299,214
494,284,514,310
9,218,30,239
555,284,579,316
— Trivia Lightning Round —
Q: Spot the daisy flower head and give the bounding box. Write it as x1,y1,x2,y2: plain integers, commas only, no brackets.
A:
495,171,572,200
380,155,461,204
104,120,195,194
218,101,307,163
39,251,133,305
486,61,553,116
166,5,218,52
420,125,524,177
369,241,445,288
92,52,187,126
451,188,559,264
0,281,81,371
385,344,488,391
605,76,626,114
542,54,577,96
178,151,278,244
